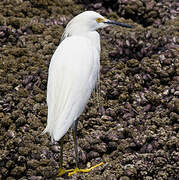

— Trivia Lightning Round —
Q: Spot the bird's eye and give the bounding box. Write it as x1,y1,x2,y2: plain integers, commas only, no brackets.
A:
96,18,104,23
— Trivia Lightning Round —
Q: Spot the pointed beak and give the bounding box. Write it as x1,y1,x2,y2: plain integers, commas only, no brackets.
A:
104,20,135,28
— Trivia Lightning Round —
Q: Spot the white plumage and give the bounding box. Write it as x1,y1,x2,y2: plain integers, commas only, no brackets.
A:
43,35,100,142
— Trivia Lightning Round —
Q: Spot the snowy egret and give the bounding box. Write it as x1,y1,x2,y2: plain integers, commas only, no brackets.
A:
42,11,134,176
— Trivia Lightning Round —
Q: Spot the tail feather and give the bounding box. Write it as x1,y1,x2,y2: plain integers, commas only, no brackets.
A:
40,127,55,143
41,127,48,136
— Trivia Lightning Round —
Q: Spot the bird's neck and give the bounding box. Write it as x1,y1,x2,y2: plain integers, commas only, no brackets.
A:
83,31,101,53
61,29,100,53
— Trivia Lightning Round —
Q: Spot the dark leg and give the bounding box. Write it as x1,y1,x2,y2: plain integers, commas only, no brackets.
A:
58,135,78,176
58,119,103,177
58,137,67,176
67,120,104,176
72,120,79,168
59,137,64,170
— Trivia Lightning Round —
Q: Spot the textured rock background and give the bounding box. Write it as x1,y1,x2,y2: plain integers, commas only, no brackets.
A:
0,0,178,179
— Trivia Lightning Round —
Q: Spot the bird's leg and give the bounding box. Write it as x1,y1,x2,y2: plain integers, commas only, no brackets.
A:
58,137,74,176
60,137,64,169
67,120,104,176
58,137,66,176
73,119,79,168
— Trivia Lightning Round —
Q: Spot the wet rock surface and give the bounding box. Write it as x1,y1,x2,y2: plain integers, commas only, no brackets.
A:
0,0,178,179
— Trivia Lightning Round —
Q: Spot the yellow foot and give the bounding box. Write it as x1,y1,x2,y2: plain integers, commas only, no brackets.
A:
58,168,74,176
68,162,104,176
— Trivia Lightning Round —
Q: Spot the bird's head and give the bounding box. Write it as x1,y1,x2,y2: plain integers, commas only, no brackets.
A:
61,11,134,41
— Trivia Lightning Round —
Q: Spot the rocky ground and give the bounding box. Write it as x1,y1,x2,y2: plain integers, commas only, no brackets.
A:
0,0,178,180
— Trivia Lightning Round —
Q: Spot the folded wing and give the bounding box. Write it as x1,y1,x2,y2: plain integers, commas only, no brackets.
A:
43,36,100,142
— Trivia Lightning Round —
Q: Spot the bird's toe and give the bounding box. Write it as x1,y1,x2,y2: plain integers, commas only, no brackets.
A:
68,162,104,176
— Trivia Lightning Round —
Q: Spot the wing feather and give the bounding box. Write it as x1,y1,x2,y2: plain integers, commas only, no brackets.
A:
43,36,100,142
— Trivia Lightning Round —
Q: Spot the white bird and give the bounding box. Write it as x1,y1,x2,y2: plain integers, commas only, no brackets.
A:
42,11,134,176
